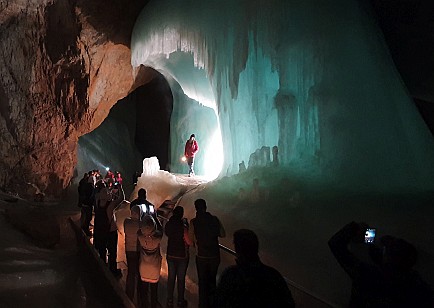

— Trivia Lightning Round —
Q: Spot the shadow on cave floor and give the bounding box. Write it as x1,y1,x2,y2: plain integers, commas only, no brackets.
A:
0,193,124,308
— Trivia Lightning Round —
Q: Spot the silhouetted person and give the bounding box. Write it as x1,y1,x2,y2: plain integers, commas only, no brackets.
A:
189,199,225,308
78,172,93,236
272,145,279,166
138,215,163,308
88,170,97,186
329,221,433,307
115,171,123,186
165,206,193,308
106,190,122,278
215,229,295,308
93,169,102,181
93,182,111,264
131,188,152,211
184,134,199,176
130,188,162,230
133,171,141,186
124,205,142,301
77,172,89,207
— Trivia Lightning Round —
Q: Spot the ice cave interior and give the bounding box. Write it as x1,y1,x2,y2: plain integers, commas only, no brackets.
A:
74,0,434,306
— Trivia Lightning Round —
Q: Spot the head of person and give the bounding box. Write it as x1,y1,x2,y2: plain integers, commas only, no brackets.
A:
172,206,184,218
194,198,207,213
95,180,106,189
190,134,195,140
138,188,147,199
141,214,156,234
233,229,259,262
131,205,141,220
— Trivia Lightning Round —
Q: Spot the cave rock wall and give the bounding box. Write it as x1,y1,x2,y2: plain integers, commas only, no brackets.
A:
0,0,148,198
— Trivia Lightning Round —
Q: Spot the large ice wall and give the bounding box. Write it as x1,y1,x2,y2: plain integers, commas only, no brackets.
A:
131,0,434,191
167,76,222,178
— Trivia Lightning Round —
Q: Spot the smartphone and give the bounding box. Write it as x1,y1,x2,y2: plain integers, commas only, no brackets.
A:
364,228,376,244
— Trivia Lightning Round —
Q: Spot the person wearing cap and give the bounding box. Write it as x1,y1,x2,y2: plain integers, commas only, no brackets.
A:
329,221,433,307
215,229,295,307
184,134,199,177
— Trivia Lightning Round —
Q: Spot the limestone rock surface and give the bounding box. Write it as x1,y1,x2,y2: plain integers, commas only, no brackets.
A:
0,0,149,199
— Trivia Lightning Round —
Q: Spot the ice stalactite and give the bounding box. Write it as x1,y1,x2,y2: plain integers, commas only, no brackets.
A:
131,0,434,191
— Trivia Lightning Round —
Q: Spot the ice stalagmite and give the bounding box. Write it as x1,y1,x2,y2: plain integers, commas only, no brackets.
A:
131,0,434,191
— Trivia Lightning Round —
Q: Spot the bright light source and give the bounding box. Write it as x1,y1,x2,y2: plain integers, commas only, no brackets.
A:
202,125,223,180
181,156,187,162
105,167,110,171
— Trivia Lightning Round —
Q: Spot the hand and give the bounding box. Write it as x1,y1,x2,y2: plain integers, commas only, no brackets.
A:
351,221,369,243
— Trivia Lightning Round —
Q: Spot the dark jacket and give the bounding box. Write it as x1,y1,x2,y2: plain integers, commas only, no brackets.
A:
130,197,162,231
329,222,433,307
165,216,190,259
215,257,295,308
190,212,225,258
80,182,94,206
130,197,149,209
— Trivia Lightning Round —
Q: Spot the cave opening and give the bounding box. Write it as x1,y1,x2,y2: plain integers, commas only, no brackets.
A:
76,58,224,193
133,72,173,170
76,70,173,190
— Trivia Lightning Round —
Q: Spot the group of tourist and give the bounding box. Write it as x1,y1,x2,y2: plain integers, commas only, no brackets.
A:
124,191,227,308
77,168,124,276
77,166,433,307
122,192,295,308
77,169,123,234
78,181,295,307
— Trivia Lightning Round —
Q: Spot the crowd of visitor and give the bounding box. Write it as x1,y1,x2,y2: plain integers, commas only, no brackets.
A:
77,174,433,308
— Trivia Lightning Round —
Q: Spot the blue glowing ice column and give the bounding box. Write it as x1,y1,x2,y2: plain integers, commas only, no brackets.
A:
131,0,434,191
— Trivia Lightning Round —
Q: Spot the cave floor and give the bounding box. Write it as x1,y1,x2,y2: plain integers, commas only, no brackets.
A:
0,193,124,308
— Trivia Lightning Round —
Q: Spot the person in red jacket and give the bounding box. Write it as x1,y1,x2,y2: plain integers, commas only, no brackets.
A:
184,134,199,176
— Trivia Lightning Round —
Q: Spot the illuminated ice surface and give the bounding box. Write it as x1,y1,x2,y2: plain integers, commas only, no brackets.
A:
166,77,223,179
129,0,434,306
131,0,434,191
128,162,434,307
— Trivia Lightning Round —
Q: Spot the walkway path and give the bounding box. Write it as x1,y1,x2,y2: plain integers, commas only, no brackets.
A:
0,193,124,308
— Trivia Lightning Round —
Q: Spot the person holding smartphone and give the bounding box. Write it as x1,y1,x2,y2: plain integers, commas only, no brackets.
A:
329,222,433,307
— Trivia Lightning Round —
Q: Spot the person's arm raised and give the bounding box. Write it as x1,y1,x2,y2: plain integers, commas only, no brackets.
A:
328,221,367,279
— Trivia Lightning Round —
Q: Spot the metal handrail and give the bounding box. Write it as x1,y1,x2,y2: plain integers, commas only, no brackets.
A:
218,243,236,255
157,214,337,307
217,242,337,308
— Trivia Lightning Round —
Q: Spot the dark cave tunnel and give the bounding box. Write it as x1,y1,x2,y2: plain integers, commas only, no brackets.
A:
133,73,173,170
76,71,173,188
